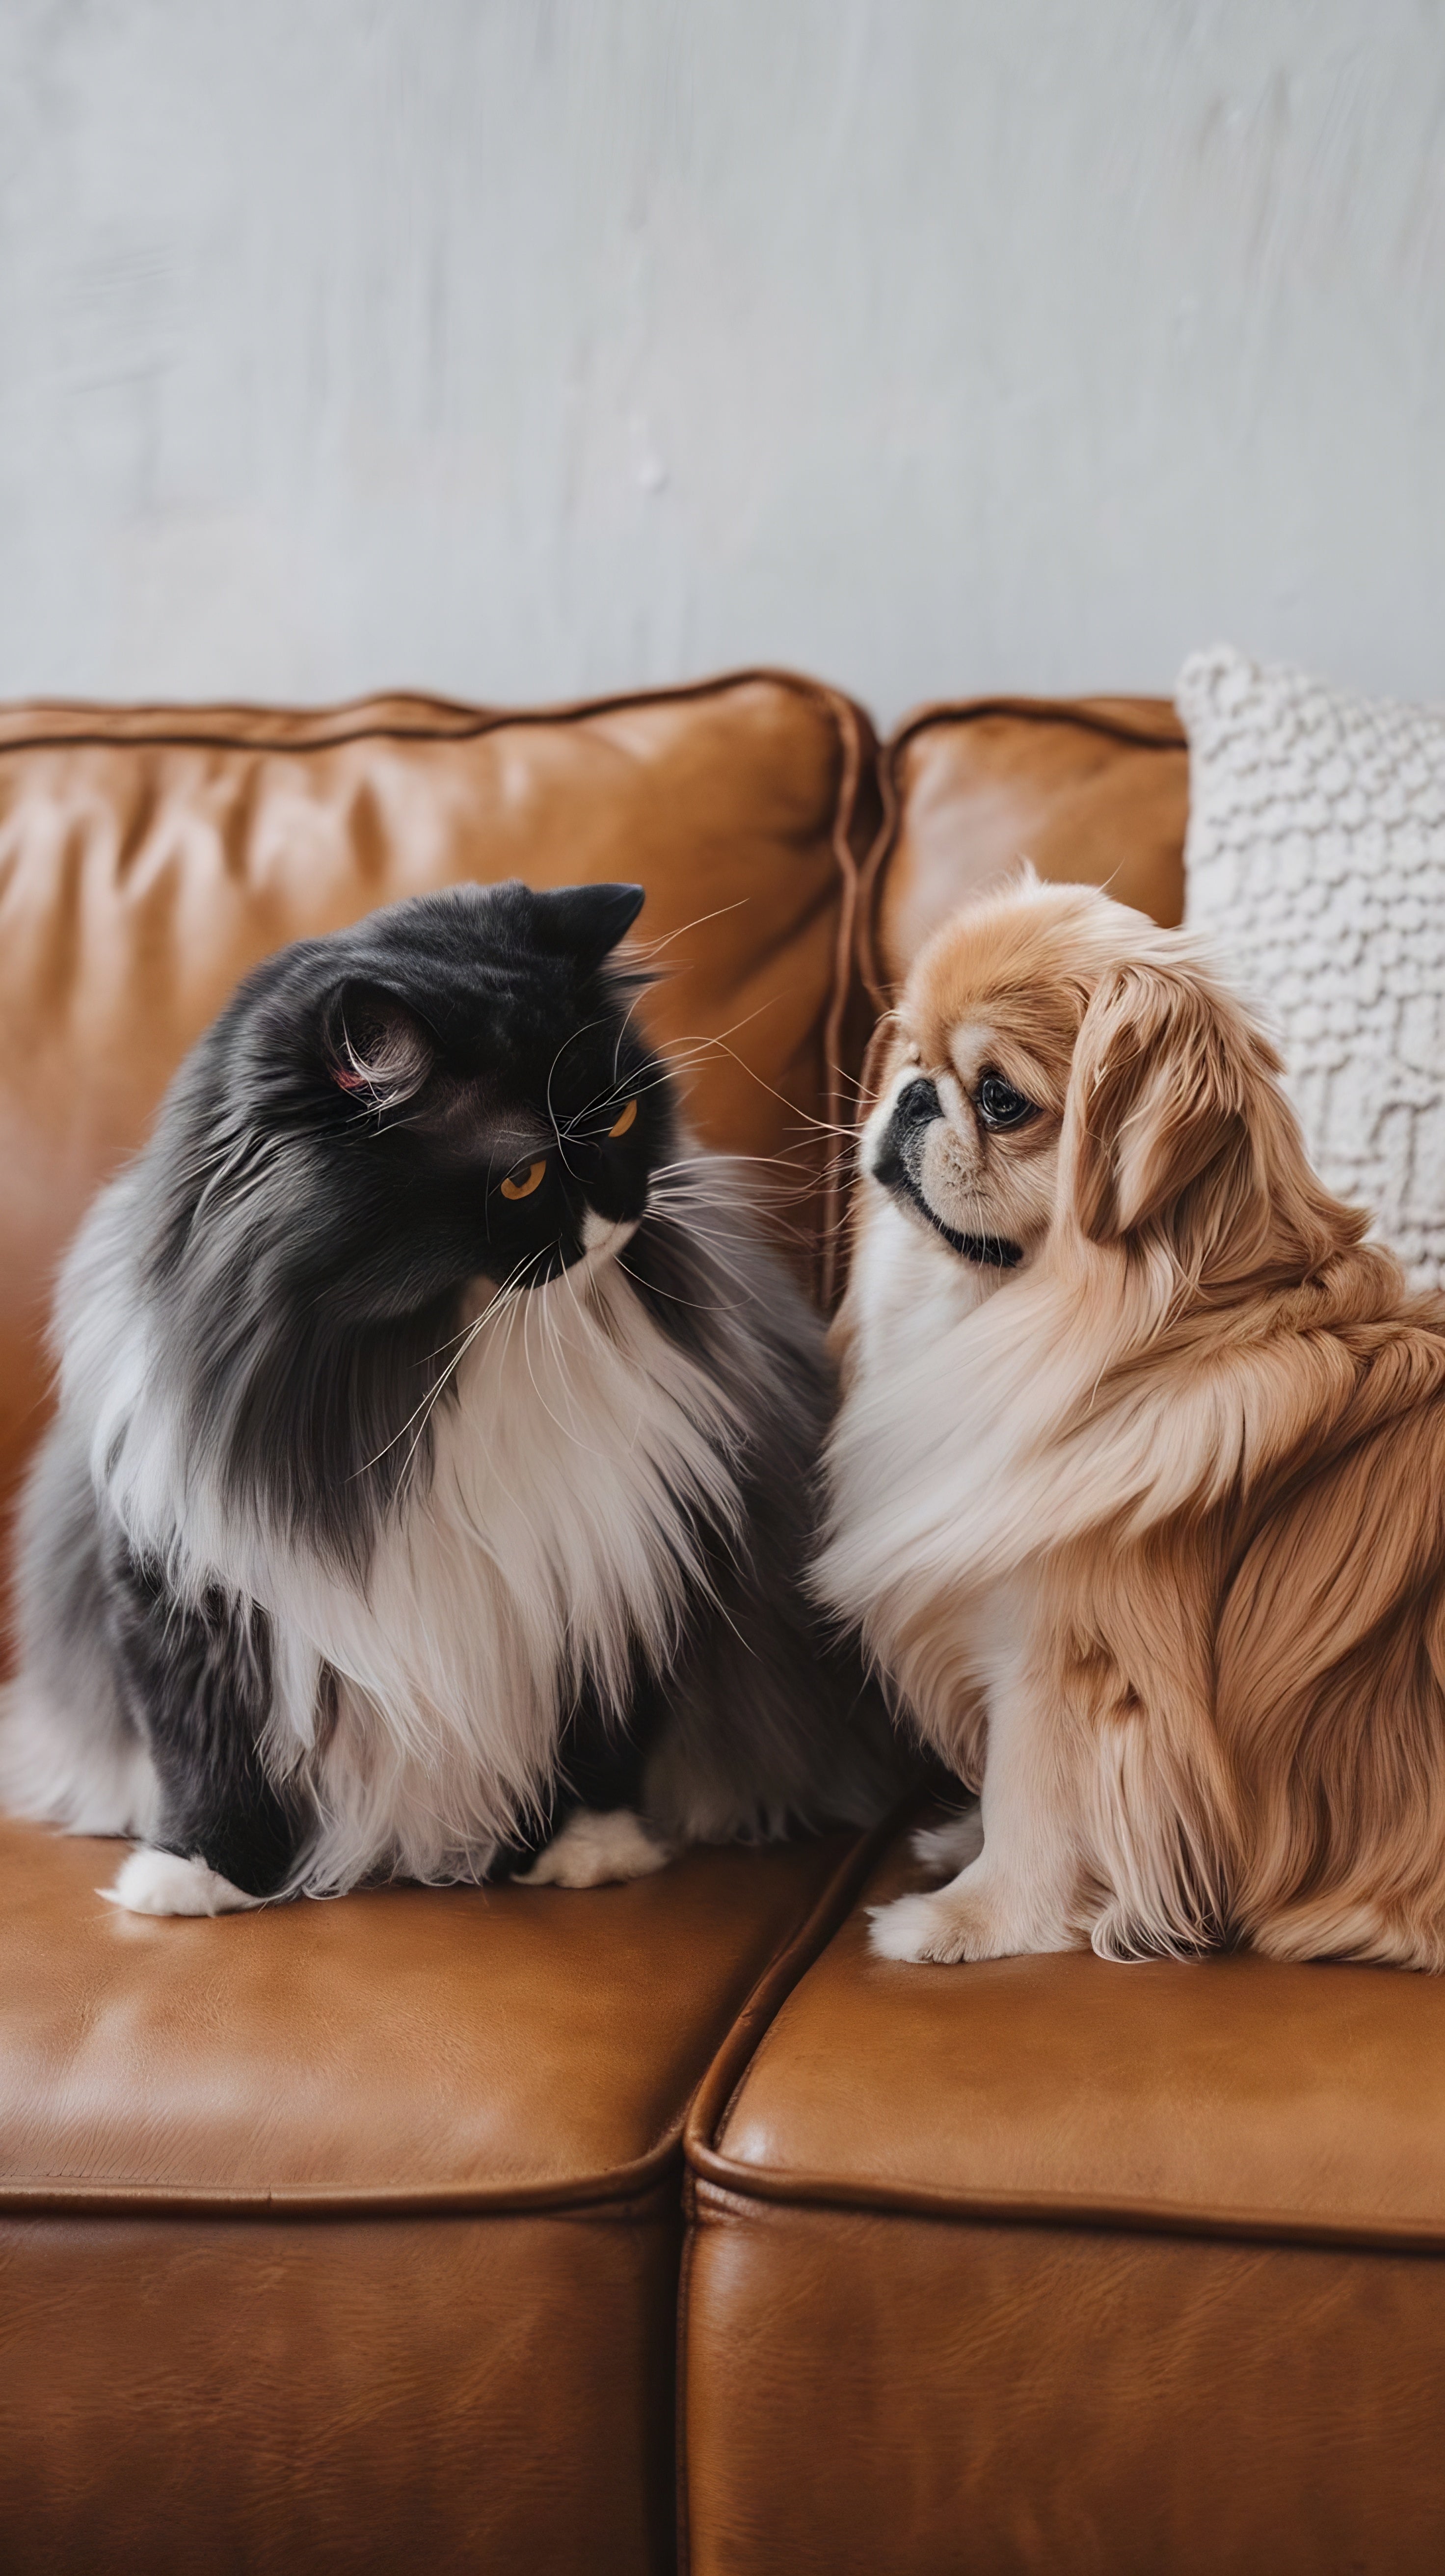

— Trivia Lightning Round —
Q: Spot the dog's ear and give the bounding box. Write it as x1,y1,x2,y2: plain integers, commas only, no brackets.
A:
856,1010,906,1123
1066,961,1246,1243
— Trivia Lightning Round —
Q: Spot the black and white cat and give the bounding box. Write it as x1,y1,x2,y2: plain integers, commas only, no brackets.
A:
0,879,897,1914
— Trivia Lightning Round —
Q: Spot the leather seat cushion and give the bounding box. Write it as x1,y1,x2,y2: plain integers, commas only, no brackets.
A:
0,1819,858,2207
0,1814,855,2574
2,2202,680,2576
681,1819,1445,2575
692,1822,1445,2250
682,2192,1445,2576
866,694,1188,990
0,673,873,1613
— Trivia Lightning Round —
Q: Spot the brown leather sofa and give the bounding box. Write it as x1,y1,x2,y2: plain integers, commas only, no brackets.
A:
2,676,1441,2576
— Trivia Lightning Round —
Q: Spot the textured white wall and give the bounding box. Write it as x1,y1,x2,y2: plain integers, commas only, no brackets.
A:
0,0,1441,724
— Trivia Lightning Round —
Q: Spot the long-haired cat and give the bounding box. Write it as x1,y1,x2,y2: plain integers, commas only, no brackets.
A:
2,878,896,1914
816,871,1445,1972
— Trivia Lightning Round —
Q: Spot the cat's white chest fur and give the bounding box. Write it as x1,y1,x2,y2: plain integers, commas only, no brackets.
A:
254,1255,744,1892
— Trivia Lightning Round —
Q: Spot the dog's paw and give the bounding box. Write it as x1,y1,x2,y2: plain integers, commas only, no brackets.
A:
867,1889,982,1963
868,1873,1079,1964
100,1848,266,1918
909,1807,984,1878
515,1809,673,1891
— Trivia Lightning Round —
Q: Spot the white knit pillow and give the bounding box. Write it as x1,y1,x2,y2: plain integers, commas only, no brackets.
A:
1177,646,1445,1293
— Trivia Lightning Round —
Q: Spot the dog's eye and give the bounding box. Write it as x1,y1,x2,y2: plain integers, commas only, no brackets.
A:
500,1158,548,1201
976,1072,1038,1131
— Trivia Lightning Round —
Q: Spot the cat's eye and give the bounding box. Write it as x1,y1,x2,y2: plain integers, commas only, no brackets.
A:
975,1072,1038,1132
608,1098,638,1139
500,1158,547,1201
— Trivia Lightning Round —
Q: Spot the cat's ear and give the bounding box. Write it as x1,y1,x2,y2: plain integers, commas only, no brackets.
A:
531,882,646,961
323,979,434,1110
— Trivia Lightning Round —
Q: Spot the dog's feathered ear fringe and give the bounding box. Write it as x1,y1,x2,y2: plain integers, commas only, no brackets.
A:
1067,961,1249,1243
1062,950,1369,1308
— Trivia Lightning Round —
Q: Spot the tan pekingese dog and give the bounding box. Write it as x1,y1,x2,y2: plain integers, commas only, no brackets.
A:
815,870,1445,1970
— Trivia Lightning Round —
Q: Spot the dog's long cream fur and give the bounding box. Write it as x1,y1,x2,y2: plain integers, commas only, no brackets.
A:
816,875,1445,1969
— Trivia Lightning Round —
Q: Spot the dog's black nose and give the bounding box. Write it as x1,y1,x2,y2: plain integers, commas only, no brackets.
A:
894,1076,940,1128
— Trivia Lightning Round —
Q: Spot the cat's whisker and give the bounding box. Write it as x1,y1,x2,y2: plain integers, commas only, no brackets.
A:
355,1253,539,1486
609,973,655,1093
617,1259,719,1316
647,1157,785,1190
653,1188,816,1249
460,1283,550,1574
650,1176,756,1208
642,1208,760,1301
646,1195,749,1227
538,1271,594,1437
620,899,748,966
391,1307,509,1498
651,1025,841,1131
653,1169,826,1242
555,1042,728,1143
650,1140,838,1197
566,1004,779,1128
547,1267,630,1461
520,1268,617,1459
543,1008,639,1153
519,1271,564,1440
651,1171,770,1206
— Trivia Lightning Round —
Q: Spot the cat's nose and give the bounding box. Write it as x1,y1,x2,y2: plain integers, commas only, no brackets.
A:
893,1076,940,1129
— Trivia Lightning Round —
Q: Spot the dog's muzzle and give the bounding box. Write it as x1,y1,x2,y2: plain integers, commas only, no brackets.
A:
872,1077,1023,1269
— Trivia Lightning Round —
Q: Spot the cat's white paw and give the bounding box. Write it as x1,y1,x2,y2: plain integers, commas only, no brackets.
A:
516,1808,672,1890
100,1848,266,1918
909,1806,985,1877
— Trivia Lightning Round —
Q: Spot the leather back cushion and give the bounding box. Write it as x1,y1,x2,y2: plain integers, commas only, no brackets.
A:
867,695,1188,993
0,676,872,1611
